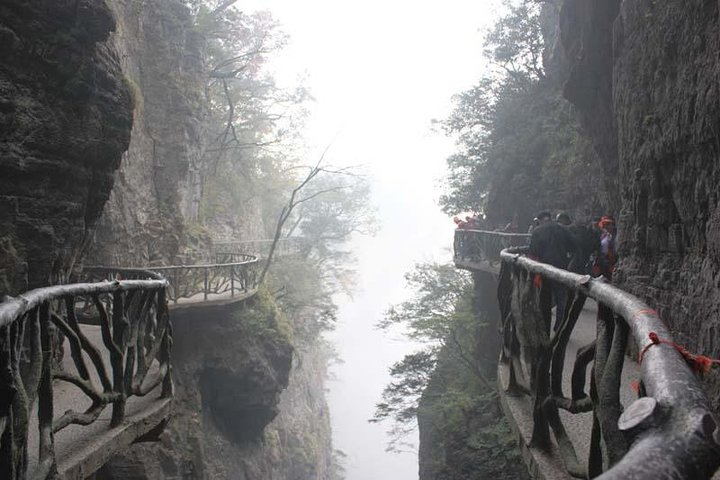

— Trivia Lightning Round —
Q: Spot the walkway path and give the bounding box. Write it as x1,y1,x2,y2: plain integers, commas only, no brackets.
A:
9,238,294,479
458,255,641,479
498,301,639,480
455,229,720,480
27,325,170,479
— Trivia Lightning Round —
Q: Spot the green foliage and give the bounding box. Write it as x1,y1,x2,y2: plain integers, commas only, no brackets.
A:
238,284,294,346
373,263,526,478
419,374,526,480
371,350,437,448
266,254,338,345
373,263,491,451
440,0,601,225
187,2,311,231
378,263,473,343
122,74,144,114
484,1,545,82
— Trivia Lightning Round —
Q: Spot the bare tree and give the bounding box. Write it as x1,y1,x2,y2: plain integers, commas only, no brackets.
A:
258,148,357,284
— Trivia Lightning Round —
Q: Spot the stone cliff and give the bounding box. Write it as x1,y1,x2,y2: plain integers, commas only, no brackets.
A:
93,290,336,480
89,0,208,266
76,1,339,477
559,0,720,399
0,0,133,294
417,272,529,480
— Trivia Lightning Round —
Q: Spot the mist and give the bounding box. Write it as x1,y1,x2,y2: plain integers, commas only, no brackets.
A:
234,1,506,478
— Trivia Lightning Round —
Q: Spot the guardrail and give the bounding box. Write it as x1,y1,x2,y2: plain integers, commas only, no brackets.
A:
84,253,260,305
0,245,269,479
453,228,530,265
455,229,720,479
0,277,172,479
212,237,307,257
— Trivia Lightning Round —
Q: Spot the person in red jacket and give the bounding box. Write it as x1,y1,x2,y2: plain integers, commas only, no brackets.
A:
593,215,617,280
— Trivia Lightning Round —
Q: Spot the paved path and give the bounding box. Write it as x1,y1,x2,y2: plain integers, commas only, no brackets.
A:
169,286,258,310
27,325,171,480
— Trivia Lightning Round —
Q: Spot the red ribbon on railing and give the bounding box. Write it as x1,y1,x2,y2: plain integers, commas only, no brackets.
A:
639,331,720,374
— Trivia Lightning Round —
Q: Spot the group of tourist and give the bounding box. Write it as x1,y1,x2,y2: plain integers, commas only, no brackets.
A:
527,210,616,330
453,209,618,332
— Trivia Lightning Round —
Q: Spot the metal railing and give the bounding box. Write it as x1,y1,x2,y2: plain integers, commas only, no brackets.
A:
0,277,172,479
456,229,720,479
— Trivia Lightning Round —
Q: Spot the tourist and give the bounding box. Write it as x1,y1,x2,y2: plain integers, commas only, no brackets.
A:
528,211,580,332
555,211,571,226
592,215,617,280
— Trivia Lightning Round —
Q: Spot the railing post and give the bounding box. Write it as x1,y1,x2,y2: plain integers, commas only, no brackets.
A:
204,268,208,300
173,269,179,304
37,303,58,478
110,291,126,427
231,266,235,297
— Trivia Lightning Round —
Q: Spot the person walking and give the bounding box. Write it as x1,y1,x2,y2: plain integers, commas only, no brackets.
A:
528,211,580,333
593,215,617,280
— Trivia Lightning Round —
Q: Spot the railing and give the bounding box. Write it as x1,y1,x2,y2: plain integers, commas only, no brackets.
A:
0,243,269,479
212,237,307,257
456,229,720,479
84,253,260,305
453,228,530,265
0,277,172,479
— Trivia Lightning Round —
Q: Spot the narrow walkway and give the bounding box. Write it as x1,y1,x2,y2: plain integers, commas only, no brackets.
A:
168,286,258,310
28,325,170,479
498,301,639,480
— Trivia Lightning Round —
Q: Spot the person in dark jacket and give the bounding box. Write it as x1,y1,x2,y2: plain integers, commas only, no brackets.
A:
528,212,581,333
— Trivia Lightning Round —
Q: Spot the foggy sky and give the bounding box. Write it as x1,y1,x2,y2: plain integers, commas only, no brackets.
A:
239,1,504,478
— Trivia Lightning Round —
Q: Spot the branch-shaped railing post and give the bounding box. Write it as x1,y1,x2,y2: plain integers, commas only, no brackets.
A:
455,229,720,479
85,254,260,308
0,275,171,480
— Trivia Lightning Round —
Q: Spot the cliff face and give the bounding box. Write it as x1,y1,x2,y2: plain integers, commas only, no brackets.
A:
481,0,610,228
560,0,621,210
0,0,132,294
417,272,529,480
95,292,336,480
95,293,293,479
89,0,208,266
560,0,720,386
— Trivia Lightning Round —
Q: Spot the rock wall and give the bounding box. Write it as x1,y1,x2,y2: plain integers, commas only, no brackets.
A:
559,0,720,398
88,0,208,266
417,272,529,480
482,0,610,228
0,0,132,294
560,0,621,209
94,291,336,480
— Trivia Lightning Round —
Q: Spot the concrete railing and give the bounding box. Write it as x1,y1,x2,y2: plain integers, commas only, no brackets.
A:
455,229,720,479
0,277,172,480
84,253,260,306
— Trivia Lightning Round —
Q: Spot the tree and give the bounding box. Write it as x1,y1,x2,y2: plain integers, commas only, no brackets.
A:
439,0,602,226
371,263,492,451
189,2,311,229
484,1,545,83
438,1,548,218
259,156,375,288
